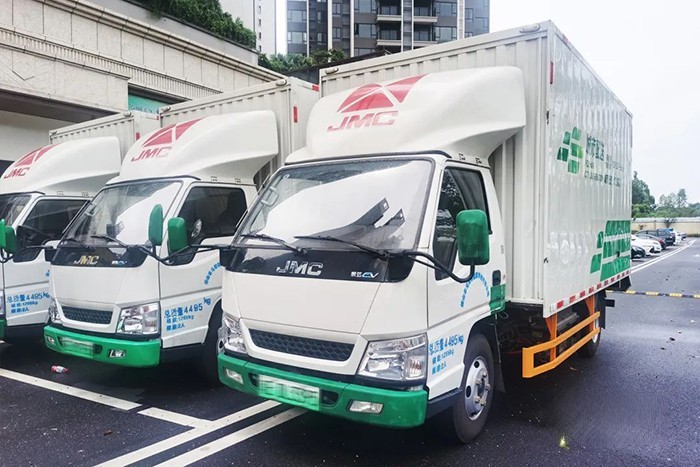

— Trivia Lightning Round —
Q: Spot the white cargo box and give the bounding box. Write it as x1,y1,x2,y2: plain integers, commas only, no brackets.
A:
49,111,160,159
160,78,319,185
319,21,633,316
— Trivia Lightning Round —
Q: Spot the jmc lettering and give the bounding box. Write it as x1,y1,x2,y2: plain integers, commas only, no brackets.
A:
131,147,172,162
74,255,100,266
3,167,29,178
275,261,323,276
327,111,398,132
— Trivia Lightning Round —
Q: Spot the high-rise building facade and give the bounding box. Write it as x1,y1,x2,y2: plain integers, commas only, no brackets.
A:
286,0,489,57
221,0,278,54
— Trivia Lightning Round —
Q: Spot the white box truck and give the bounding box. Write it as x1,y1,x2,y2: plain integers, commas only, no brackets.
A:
42,79,318,381
0,138,121,342
49,111,161,160
216,22,633,441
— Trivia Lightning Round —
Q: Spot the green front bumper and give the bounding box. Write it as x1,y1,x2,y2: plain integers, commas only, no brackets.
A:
0,318,5,340
44,325,160,367
218,354,428,428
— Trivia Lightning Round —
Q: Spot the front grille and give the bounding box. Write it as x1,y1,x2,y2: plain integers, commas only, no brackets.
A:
63,306,112,325
249,330,354,362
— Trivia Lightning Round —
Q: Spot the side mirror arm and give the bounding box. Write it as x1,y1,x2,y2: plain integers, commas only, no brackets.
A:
398,250,476,284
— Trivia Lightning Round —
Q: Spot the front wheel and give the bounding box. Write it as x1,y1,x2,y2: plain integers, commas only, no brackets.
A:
448,334,494,443
199,305,224,386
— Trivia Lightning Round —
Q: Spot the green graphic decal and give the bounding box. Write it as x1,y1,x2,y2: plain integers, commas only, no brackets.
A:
590,220,631,280
557,127,584,174
489,284,506,314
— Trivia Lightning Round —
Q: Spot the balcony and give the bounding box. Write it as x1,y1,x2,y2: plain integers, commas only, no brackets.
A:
377,5,401,22
377,30,401,48
413,6,437,23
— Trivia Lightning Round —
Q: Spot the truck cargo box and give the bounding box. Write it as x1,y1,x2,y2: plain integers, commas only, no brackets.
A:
49,111,160,159
159,78,319,185
319,21,633,316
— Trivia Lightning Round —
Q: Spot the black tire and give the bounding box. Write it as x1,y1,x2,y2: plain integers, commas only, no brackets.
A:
578,293,604,358
198,304,224,386
447,334,494,443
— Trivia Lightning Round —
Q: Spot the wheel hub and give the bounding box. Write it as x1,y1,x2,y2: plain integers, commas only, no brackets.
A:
465,356,490,420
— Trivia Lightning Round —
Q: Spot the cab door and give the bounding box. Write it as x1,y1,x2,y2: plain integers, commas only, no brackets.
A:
425,164,505,396
5,197,87,328
159,184,251,349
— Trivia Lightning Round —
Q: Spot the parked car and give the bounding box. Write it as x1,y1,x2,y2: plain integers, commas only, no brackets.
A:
638,229,675,247
631,244,646,259
636,233,666,250
631,234,656,255
676,231,687,240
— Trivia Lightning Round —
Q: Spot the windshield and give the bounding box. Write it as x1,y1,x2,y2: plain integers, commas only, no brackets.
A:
64,181,181,245
238,158,433,250
0,193,31,225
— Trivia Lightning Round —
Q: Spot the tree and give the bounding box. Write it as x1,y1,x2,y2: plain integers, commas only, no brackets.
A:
137,0,256,49
259,50,347,74
631,171,655,218
676,188,688,209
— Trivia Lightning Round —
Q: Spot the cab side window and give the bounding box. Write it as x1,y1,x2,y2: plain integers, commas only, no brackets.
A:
171,187,246,265
14,199,87,263
432,169,489,280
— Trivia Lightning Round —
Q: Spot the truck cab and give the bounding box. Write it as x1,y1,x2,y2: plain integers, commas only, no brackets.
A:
0,138,121,342
217,69,525,437
43,113,278,380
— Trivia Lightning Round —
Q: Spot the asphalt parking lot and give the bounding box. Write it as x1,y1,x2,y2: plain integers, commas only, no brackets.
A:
1,240,698,466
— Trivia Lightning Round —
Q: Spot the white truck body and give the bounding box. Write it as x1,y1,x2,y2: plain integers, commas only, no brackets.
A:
319,21,633,316
49,111,161,160
0,138,121,341
45,80,318,370
217,22,632,436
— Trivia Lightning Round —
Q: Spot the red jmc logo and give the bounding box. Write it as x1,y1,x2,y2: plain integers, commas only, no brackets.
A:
4,145,56,178
131,119,202,161
327,75,425,132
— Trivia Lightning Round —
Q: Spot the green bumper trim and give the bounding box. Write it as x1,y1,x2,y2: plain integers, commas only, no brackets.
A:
218,354,428,428
44,326,160,367
0,318,5,340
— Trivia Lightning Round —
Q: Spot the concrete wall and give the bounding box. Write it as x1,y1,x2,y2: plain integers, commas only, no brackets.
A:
0,0,281,107
633,218,700,235
0,110,73,166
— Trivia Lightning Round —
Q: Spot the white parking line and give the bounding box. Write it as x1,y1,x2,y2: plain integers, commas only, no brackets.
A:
154,408,305,467
631,240,694,275
95,400,281,467
0,368,218,429
0,368,140,411
137,407,208,428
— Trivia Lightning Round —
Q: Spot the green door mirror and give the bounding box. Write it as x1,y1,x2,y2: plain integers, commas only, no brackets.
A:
2,225,17,255
0,219,5,249
167,217,189,253
148,204,164,246
456,210,490,266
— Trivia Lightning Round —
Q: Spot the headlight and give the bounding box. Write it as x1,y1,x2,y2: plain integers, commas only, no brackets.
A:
117,302,160,335
48,298,60,324
358,334,428,382
221,315,247,354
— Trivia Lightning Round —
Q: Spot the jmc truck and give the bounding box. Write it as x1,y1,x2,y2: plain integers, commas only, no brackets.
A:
43,79,317,381
217,22,633,441
0,138,121,342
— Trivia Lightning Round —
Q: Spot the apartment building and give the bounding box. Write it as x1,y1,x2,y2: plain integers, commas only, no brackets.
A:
222,0,278,54
287,0,489,57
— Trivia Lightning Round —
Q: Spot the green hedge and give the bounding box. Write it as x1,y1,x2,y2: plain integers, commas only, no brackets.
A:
136,0,256,49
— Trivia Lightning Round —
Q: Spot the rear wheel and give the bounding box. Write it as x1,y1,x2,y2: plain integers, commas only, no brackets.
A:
448,334,494,443
578,293,604,358
199,304,224,386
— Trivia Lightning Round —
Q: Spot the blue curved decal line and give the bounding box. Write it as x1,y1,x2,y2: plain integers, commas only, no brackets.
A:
459,272,490,307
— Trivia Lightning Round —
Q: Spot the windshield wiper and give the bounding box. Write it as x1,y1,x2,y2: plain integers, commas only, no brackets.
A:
90,234,135,250
294,235,389,259
61,236,93,249
241,233,307,254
